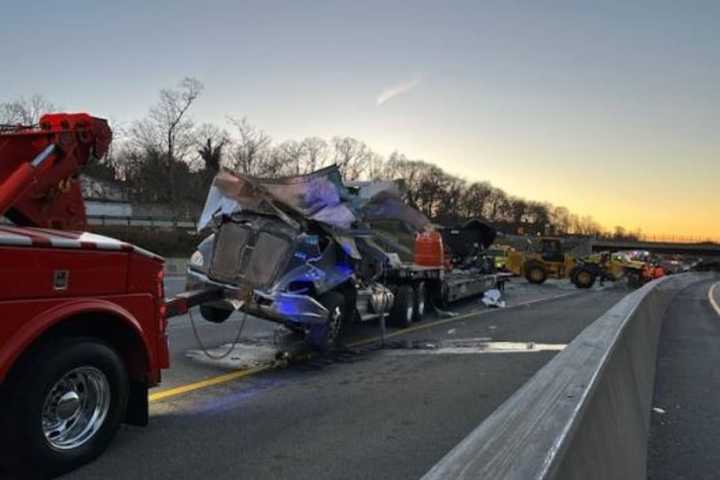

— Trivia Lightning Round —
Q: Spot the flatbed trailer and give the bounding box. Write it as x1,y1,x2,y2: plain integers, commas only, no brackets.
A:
383,263,508,305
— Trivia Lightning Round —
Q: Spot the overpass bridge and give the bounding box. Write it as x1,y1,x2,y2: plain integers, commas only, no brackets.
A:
590,238,720,256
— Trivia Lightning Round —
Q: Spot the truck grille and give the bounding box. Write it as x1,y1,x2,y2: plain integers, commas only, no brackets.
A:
209,221,293,288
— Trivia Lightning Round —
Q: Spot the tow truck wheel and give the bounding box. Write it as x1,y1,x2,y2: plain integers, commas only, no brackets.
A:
391,285,414,328
0,337,129,478
413,282,426,322
306,291,346,352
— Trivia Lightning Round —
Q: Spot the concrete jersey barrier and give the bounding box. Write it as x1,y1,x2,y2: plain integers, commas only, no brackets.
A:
421,272,712,480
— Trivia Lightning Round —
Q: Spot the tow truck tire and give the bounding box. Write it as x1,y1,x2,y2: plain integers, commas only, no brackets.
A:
524,261,547,285
306,291,346,352
413,282,426,322
391,285,414,328
0,337,129,478
200,305,232,324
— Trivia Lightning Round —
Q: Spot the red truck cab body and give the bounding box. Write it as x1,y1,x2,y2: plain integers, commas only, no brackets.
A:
0,226,169,385
0,226,169,477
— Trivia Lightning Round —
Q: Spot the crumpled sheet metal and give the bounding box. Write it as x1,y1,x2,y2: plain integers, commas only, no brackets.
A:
199,165,430,233
199,166,357,231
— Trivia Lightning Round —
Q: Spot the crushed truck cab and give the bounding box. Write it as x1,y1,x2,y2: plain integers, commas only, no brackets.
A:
187,166,503,351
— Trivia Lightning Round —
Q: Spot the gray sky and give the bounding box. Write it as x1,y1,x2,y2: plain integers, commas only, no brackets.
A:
2,0,719,237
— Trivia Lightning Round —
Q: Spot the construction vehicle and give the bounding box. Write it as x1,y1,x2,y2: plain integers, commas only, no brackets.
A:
505,237,576,285
186,168,506,351
485,244,512,271
0,114,170,477
505,237,651,289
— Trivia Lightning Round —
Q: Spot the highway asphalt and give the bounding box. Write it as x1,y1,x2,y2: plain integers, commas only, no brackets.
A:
648,278,720,480
58,279,626,480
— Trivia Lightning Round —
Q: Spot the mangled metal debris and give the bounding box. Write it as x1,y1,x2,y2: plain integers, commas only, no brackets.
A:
187,165,506,350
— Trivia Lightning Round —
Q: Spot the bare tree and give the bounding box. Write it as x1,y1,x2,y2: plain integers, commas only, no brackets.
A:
365,152,386,181
227,116,275,176
550,206,572,234
459,181,493,219
128,77,204,204
301,137,329,173
195,123,228,174
273,140,305,175
332,137,372,181
0,95,59,124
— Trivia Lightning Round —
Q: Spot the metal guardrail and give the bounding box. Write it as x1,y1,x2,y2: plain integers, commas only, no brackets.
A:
87,215,197,230
421,272,712,480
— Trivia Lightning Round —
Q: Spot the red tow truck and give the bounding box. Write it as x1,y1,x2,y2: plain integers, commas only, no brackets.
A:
0,114,170,477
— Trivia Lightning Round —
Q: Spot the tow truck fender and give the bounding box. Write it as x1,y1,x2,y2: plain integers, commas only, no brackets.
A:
0,298,153,383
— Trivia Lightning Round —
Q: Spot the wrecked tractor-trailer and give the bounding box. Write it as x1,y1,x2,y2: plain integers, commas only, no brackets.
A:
186,165,501,350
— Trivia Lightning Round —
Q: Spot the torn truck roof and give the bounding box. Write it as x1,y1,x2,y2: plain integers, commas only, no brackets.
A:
198,165,431,233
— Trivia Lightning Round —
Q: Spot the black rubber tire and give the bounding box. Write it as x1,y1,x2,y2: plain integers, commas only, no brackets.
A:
390,285,414,328
524,261,547,285
306,291,346,352
413,282,426,322
626,270,643,289
0,338,129,479
571,266,597,289
200,305,233,324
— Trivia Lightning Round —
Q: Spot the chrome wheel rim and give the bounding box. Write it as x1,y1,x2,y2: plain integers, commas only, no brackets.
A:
42,366,111,450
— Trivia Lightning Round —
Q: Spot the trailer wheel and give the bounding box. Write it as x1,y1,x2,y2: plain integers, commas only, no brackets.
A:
524,261,547,285
413,282,426,322
390,285,414,328
571,266,597,289
0,338,129,478
306,291,346,352
200,305,232,324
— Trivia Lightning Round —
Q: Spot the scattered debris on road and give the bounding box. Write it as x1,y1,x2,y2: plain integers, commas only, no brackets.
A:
481,288,507,308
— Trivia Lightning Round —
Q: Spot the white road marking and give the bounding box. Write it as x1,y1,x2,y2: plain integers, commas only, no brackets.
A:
709,282,720,317
385,341,567,355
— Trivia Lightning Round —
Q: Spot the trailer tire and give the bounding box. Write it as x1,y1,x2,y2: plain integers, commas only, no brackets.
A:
413,282,426,322
390,285,414,328
200,305,232,324
524,261,547,285
0,337,129,478
306,291,346,352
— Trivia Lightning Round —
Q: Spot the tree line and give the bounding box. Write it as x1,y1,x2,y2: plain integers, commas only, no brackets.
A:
0,78,640,239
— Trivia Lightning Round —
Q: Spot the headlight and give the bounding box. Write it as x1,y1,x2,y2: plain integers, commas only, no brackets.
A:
190,251,204,267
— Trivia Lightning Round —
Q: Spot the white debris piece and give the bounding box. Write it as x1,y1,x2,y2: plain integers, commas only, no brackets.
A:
653,407,666,414
481,289,506,308
447,328,457,335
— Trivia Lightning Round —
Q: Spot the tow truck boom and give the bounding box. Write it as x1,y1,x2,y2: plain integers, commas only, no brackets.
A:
0,113,112,230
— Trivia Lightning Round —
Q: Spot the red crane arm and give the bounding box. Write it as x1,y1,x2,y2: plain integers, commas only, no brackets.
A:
0,113,112,230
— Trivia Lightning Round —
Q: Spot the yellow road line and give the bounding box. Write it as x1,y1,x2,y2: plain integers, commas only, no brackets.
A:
149,365,271,402
709,282,720,317
149,290,581,403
